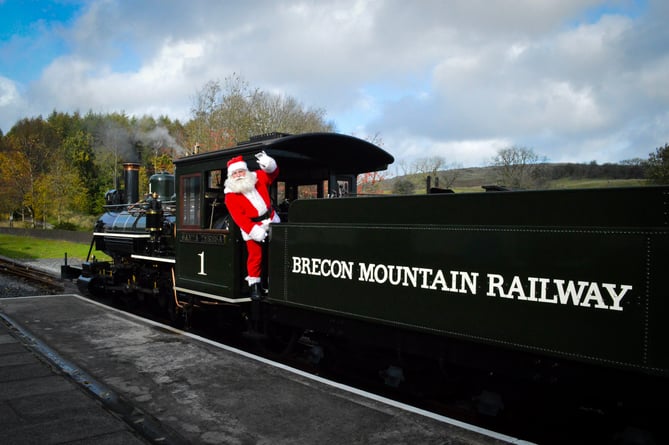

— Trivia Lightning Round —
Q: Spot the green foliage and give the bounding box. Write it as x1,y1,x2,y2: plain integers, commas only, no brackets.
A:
53,221,79,231
62,130,100,213
0,73,335,225
5,116,59,176
646,143,669,184
392,179,416,195
0,150,30,215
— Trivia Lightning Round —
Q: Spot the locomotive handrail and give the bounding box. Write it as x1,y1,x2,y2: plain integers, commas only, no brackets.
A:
103,200,176,210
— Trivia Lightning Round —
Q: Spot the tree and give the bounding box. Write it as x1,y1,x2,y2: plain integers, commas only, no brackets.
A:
392,179,415,195
412,155,462,190
61,130,100,213
357,171,387,194
491,146,546,189
357,133,388,194
0,150,30,221
189,74,334,151
413,156,445,177
47,158,88,223
646,143,669,184
393,159,412,177
5,117,57,177
4,117,59,226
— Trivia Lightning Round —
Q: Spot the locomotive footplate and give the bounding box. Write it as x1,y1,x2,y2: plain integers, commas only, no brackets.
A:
0,294,524,445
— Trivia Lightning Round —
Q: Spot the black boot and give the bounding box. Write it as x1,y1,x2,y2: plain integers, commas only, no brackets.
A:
250,283,262,301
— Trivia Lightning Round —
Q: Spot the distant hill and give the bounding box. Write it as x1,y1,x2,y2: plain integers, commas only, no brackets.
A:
373,162,647,194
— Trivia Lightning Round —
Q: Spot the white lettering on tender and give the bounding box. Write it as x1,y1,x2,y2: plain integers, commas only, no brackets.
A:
290,256,633,312
291,256,353,280
486,273,632,311
358,263,478,294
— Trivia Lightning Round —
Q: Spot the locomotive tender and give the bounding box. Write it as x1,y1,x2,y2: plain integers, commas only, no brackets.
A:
77,132,669,398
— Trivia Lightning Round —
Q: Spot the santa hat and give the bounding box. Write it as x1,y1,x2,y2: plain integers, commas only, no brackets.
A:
227,156,248,175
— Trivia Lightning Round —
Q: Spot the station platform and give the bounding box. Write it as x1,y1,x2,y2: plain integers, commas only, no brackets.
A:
0,294,529,444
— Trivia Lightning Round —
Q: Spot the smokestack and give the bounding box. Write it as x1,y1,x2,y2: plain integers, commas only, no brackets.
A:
123,162,140,204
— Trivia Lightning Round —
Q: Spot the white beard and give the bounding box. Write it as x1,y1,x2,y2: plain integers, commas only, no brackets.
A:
224,171,257,194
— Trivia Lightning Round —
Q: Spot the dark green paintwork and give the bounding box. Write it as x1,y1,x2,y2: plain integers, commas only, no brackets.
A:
175,231,239,299
269,188,669,376
171,132,668,376
172,132,394,300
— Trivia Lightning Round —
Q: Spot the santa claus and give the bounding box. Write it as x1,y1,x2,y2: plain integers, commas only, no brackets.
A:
224,151,280,300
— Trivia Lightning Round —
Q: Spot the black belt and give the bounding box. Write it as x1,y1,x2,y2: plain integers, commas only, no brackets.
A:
251,210,271,222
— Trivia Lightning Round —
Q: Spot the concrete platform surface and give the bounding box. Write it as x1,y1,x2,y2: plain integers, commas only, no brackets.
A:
0,294,529,444
0,310,148,444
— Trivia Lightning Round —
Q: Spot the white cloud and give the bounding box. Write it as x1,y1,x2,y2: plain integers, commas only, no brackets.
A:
0,76,26,131
391,135,511,169
1,0,668,166
0,76,19,107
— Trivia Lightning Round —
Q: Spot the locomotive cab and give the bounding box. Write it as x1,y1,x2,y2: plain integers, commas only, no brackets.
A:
171,132,393,305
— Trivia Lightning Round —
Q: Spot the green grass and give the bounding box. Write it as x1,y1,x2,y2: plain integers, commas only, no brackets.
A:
451,178,647,193
0,234,106,261
545,178,647,189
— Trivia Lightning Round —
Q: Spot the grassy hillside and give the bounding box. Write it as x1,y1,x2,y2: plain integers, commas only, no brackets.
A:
376,164,648,194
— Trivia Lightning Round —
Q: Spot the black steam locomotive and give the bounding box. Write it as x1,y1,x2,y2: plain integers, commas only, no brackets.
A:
74,132,668,440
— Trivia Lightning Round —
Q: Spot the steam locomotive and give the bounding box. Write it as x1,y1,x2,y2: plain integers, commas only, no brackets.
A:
73,132,668,439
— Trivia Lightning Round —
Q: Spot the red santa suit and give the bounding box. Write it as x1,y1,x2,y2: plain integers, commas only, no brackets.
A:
224,153,280,289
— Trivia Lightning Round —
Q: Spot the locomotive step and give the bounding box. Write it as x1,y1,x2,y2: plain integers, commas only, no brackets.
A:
0,294,527,445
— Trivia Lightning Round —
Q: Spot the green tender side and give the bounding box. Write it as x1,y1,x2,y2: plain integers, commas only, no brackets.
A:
268,186,669,376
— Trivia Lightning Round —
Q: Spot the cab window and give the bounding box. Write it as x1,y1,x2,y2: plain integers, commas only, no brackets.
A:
204,169,228,230
180,174,201,228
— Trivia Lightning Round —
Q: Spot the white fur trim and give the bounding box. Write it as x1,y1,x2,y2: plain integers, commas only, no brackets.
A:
249,224,267,242
257,153,277,173
243,186,267,216
224,171,257,194
227,160,248,175
246,276,261,285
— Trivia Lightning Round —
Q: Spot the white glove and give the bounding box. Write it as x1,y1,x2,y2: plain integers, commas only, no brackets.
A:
248,224,267,242
255,151,277,172
261,219,271,231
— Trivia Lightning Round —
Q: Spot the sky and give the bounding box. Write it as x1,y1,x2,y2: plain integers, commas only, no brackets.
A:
0,0,667,169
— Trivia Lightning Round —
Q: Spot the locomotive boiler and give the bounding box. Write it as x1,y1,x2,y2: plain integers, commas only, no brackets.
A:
77,162,178,313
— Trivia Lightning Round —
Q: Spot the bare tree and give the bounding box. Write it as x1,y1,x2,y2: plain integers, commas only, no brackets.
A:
439,163,462,189
412,156,464,190
393,159,413,177
491,146,546,189
412,156,442,176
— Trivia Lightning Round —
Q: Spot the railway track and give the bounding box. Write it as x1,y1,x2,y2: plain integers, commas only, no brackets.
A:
0,256,65,293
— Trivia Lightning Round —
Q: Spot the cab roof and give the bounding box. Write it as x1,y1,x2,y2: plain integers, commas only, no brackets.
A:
174,132,394,181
